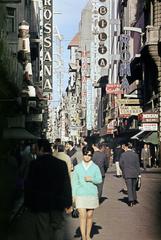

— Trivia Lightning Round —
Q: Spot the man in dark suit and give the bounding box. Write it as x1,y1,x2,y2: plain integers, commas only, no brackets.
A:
66,140,78,167
92,142,109,201
120,142,141,207
24,139,72,240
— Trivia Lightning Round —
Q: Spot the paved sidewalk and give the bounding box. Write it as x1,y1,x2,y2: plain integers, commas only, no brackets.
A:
66,169,161,240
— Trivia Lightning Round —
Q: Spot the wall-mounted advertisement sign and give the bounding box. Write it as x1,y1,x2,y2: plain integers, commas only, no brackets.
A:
43,0,53,94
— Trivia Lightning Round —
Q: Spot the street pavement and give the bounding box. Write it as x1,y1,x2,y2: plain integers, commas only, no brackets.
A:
65,166,161,240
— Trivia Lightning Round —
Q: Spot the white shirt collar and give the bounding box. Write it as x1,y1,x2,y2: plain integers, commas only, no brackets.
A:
82,161,93,170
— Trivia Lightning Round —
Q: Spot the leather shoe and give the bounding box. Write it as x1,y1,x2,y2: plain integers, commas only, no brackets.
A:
133,200,139,205
128,201,133,207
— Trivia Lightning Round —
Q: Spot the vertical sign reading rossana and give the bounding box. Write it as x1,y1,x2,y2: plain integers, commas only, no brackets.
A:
43,0,53,96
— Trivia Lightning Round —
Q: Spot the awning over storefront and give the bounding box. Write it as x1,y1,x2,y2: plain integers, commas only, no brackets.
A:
143,132,158,145
131,130,158,145
131,130,147,140
3,128,40,139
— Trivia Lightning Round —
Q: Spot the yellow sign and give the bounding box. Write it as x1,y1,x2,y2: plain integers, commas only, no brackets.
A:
116,99,141,105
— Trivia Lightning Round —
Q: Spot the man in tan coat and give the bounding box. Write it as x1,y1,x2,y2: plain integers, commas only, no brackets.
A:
53,144,73,175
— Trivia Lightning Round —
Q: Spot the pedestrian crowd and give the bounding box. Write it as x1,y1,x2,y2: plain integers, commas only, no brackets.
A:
8,138,147,240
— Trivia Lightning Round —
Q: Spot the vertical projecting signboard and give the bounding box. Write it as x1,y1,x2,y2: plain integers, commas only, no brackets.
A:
43,0,53,96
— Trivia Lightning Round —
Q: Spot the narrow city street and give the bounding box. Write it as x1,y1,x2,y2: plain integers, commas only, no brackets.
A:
65,167,161,240
1,1,161,240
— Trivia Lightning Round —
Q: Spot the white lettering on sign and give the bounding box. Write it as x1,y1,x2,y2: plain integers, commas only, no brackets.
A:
44,23,52,33
44,51,52,61
44,0,51,6
44,65,52,75
43,79,52,90
43,0,53,92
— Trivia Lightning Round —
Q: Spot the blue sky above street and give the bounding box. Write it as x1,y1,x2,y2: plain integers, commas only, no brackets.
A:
54,0,88,89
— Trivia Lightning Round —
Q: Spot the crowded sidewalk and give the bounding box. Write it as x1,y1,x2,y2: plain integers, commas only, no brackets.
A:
66,167,161,240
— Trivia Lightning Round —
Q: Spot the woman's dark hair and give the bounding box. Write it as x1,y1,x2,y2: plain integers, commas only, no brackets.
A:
82,145,94,155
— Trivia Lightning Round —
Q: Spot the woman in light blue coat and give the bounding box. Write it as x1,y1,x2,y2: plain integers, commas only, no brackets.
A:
72,145,102,240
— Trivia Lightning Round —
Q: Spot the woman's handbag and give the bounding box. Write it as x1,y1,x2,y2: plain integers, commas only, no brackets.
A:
71,208,79,218
136,175,141,191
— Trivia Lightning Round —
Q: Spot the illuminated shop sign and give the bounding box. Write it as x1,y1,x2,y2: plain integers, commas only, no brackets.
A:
43,0,53,94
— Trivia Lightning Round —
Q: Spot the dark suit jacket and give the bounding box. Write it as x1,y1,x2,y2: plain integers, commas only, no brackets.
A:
67,147,78,166
119,150,141,179
24,154,72,212
92,151,108,177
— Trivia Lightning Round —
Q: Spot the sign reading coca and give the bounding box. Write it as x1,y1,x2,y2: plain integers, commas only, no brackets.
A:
43,0,52,94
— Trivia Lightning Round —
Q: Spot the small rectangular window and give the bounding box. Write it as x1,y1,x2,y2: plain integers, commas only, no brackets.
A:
6,7,16,33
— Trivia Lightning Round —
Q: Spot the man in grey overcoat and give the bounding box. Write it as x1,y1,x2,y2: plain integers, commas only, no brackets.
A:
120,143,141,207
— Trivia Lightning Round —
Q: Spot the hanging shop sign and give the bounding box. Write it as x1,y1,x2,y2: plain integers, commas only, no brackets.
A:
81,50,88,107
43,0,53,94
91,0,100,84
106,84,123,94
142,123,158,131
119,106,142,117
97,0,108,68
119,34,131,91
138,113,159,122
116,99,141,105
91,0,108,83
125,80,140,94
